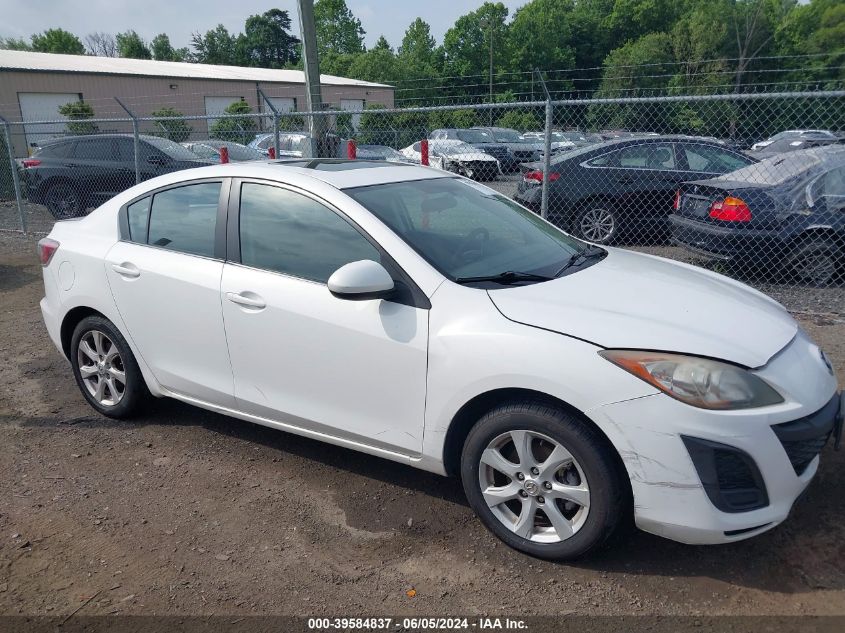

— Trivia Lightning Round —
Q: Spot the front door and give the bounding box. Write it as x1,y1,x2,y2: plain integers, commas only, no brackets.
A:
220,180,428,454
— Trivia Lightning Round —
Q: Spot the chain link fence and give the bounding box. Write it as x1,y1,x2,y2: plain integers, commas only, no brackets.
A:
2,91,844,293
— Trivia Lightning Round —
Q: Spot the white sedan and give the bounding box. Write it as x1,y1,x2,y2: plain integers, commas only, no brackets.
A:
39,159,842,560
400,139,501,181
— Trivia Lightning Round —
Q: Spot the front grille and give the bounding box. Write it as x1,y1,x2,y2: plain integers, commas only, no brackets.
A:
772,394,839,475
682,436,769,513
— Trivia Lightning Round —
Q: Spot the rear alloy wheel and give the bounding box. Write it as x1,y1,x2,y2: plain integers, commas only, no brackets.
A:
575,206,617,244
71,316,149,418
461,400,629,560
44,182,84,219
787,237,843,287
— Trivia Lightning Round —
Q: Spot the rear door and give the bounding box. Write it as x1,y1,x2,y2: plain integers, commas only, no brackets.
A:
105,179,235,407
67,137,124,206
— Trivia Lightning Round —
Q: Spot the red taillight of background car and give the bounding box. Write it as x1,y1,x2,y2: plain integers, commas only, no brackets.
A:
37,238,60,266
673,189,681,211
709,196,751,222
22,159,41,168
523,170,560,184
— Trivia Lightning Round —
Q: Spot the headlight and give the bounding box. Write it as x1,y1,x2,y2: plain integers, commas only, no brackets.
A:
599,350,783,410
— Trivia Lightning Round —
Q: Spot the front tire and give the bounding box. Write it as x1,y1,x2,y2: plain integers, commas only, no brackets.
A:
461,400,629,560
70,316,150,418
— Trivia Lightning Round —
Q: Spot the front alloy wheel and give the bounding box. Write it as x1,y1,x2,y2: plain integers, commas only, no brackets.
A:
576,206,617,244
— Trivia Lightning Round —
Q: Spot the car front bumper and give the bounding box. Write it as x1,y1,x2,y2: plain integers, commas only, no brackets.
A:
588,331,840,545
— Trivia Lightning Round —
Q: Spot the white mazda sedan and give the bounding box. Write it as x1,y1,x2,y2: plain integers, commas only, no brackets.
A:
39,160,842,560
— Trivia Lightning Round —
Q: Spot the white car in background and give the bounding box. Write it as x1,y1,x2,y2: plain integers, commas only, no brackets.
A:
751,129,837,152
38,160,842,560
400,139,501,181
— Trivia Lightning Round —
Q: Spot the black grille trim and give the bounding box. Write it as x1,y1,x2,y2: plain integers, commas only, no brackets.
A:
772,394,839,475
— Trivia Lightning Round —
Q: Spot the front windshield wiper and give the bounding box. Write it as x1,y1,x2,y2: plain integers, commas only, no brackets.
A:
454,270,554,285
554,246,607,277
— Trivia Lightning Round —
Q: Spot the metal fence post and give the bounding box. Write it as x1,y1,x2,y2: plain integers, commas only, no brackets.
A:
0,117,27,233
115,98,141,185
257,87,281,159
534,70,553,221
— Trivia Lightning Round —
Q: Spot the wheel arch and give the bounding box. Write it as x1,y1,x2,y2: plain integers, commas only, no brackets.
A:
60,306,106,360
787,226,842,249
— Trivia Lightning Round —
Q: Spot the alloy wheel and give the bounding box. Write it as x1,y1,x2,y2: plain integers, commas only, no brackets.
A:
579,208,615,243
478,429,590,543
76,330,126,406
793,250,837,287
46,184,81,219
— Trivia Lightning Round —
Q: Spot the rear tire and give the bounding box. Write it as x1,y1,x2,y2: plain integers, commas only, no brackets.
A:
461,400,629,560
786,236,843,287
70,316,150,419
44,181,84,219
573,204,618,244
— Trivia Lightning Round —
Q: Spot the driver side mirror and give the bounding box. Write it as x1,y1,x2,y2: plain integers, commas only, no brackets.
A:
328,260,395,301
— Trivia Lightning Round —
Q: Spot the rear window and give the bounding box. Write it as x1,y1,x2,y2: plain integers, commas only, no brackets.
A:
143,136,202,161
36,141,72,158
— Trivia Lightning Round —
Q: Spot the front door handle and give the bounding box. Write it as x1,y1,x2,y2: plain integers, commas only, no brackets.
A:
111,262,140,278
225,291,266,309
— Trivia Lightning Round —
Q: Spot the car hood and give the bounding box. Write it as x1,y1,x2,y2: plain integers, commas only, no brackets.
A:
444,152,498,162
487,248,796,368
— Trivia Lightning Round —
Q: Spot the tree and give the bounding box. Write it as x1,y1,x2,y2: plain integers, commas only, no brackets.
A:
84,32,117,57
210,99,258,144
191,25,238,65
31,28,85,55
496,109,542,131
58,101,98,135
0,37,33,51
729,0,793,91
151,34,188,62
152,107,193,142
314,0,366,57
345,36,398,84
116,30,152,59
241,9,300,67
395,18,443,104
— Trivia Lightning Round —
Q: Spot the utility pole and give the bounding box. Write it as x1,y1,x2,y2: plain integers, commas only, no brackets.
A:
297,0,323,158
480,16,494,125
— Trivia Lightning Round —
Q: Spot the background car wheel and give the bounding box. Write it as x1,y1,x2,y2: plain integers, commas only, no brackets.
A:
461,400,630,561
44,181,84,219
574,205,618,244
787,237,843,287
70,316,150,419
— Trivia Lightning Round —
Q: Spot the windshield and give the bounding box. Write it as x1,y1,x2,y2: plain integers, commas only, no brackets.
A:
491,129,523,143
559,131,587,142
144,136,203,161
456,129,494,144
346,178,586,283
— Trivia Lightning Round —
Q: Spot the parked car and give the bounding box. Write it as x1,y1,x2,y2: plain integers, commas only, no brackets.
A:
672,145,845,286
514,136,757,244
520,131,579,152
183,140,264,163
471,127,544,164
20,134,214,219
750,129,838,152
249,132,309,158
748,133,842,159
356,144,416,164
39,160,843,560
401,139,501,180
429,128,516,172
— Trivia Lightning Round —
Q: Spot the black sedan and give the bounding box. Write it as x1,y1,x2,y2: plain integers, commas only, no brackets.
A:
672,145,845,286
513,136,756,244
21,134,213,218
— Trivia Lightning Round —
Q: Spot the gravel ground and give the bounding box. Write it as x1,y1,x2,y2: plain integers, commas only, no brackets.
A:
1,226,844,620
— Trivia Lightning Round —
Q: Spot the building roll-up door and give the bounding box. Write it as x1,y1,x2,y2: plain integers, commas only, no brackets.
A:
18,92,81,152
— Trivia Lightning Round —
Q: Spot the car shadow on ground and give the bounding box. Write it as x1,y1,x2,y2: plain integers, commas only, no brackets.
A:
7,395,845,593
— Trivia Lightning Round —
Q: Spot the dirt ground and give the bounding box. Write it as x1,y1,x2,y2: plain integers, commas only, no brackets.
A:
1,230,844,619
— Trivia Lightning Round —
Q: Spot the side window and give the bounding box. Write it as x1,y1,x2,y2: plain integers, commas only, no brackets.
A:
37,141,71,159
617,144,676,169
127,197,151,243
412,142,421,152
238,183,381,283
684,145,750,173
73,138,115,160
147,182,221,257
586,153,613,167
114,138,136,162
815,166,845,210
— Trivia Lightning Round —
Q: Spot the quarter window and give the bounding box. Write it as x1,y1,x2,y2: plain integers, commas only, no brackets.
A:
684,145,750,173
146,182,221,257
127,197,151,243
238,183,380,283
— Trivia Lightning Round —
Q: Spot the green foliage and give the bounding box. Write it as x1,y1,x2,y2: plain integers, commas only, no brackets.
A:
496,109,541,132
58,101,98,135
443,2,511,85
241,9,301,67
210,99,258,145
191,25,239,65
427,108,478,129
151,107,193,142
314,0,366,57
30,28,85,54
151,34,188,62
116,30,151,59
0,37,33,51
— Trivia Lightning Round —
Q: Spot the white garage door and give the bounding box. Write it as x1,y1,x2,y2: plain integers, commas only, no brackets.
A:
261,96,296,131
18,92,81,150
204,96,245,133
340,99,365,130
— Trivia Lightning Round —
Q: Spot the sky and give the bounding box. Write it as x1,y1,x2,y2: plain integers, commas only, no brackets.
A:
0,0,526,52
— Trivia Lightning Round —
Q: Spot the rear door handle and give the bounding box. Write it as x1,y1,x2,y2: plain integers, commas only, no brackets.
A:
111,262,140,278
225,292,266,309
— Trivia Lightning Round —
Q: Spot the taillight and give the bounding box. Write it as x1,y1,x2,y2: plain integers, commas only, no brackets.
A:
523,170,560,184
673,189,681,211
22,159,41,168
37,238,60,266
709,196,751,222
